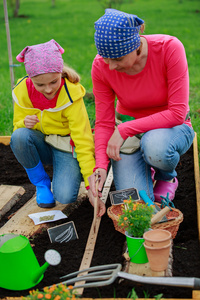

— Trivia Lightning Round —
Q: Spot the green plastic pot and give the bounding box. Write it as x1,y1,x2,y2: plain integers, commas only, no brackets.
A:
0,233,61,291
125,231,148,264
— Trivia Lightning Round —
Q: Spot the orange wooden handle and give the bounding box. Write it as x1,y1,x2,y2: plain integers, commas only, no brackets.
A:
151,206,170,225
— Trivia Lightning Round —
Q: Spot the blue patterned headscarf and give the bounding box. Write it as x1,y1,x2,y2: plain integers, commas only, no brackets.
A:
94,9,144,58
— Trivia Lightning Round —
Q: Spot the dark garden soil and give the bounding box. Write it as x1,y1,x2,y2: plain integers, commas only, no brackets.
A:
0,143,200,299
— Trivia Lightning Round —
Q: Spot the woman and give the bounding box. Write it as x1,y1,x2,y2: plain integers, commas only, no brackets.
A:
88,9,194,207
10,39,105,216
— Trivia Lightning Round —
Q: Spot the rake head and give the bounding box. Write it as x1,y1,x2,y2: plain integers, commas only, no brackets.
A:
58,263,122,289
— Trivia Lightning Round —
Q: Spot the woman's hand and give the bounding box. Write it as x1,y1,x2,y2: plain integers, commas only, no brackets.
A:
24,115,39,128
88,168,107,216
87,189,106,217
106,127,124,161
88,168,107,197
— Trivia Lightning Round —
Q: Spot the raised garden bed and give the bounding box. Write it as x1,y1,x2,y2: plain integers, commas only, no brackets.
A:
0,136,200,299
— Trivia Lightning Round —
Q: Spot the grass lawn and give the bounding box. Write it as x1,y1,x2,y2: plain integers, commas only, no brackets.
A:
1,0,200,153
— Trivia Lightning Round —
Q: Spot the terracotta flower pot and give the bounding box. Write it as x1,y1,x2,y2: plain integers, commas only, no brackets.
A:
143,229,172,247
144,241,171,272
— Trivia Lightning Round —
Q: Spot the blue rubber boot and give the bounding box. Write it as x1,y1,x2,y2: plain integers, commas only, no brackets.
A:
25,161,55,208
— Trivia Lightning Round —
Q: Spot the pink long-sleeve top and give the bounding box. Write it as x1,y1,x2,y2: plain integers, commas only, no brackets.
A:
92,34,192,171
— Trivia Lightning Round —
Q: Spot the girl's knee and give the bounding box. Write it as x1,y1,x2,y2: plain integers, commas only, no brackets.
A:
53,187,79,204
11,129,28,153
11,128,30,146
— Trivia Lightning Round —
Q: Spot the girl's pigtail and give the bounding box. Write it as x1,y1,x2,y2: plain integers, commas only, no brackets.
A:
62,63,80,83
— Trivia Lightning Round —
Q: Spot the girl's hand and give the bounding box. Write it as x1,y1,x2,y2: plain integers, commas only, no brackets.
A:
88,168,107,197
24,115,39,128
87,189,106,217
106,127,124,161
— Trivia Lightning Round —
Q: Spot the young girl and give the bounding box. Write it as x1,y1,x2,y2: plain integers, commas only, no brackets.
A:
10,39,105,216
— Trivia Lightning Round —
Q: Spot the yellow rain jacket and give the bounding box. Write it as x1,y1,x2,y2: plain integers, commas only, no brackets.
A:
12,76,95,187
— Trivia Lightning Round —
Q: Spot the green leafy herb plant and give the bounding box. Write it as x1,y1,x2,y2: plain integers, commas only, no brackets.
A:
117,197,154,238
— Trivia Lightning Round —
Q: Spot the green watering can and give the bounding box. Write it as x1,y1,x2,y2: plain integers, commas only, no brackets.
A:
0,233,61,291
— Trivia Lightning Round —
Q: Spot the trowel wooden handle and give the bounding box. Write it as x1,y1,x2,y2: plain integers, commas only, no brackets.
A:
151,206,170,225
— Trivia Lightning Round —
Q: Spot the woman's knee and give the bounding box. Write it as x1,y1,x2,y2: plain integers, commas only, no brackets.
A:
141,129,180,171
141,131,161,160
141,130,175,168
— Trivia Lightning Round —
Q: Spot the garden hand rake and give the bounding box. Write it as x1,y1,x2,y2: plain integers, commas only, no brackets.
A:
58,263,200,290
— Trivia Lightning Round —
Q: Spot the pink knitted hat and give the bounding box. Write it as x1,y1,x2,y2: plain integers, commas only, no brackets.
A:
16,39,64,77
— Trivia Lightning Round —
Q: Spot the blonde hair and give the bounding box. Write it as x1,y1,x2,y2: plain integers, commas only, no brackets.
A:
62,63,80,84
140,23,145,33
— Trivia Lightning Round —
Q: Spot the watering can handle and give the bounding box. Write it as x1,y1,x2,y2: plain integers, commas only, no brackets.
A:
139,190,154,206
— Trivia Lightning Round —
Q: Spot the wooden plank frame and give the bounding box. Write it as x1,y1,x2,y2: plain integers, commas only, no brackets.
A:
0,136,11,145
1,135,200,300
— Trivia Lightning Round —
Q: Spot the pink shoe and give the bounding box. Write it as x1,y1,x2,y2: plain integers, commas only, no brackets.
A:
153,177,178,203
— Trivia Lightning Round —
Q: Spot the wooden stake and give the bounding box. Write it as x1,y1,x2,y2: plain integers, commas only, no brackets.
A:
93,170,99,233
193,133,200,240
74,167,113,295
3,0,15,91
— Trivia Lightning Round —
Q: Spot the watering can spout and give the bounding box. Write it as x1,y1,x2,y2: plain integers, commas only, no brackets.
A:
33,262,49,283
34,249,62,283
